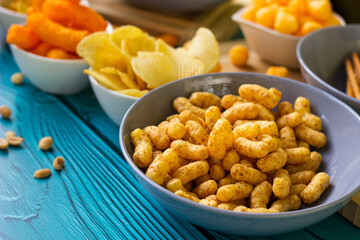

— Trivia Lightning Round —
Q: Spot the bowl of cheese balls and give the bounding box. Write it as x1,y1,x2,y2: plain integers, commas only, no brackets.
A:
232,0,345,69
119,72,360,235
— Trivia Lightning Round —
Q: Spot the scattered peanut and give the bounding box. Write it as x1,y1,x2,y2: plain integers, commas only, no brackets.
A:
10,72,24,85
0,105,11,118
53,156,65,170
33,168,52,179
39,136,53,151
5,131,17,139
0,138,9,149
7,136,24,146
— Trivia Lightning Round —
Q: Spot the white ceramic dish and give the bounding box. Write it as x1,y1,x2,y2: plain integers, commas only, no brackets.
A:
89,75,138,125
10,44,89,95
0,6,26,33
232,8,345,69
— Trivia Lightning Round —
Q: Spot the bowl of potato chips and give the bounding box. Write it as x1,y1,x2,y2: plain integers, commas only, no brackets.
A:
77,25,220,125
232,0,345,69
120,72,360,235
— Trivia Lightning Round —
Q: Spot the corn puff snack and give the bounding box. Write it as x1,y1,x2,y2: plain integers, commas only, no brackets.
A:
30,42,53,56
43,0,107,33
239,84,282,109
250,181,272,208
146,149,179,185
7,25,41,50
130,128,153,168
130,83,331,213
272,169,291,199
46,48,80,59
27,13,89,53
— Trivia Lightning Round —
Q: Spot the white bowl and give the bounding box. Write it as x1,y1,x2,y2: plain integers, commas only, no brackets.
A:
0,6,26,33
89,75,137,125
232,8,345,69
10,44,89,95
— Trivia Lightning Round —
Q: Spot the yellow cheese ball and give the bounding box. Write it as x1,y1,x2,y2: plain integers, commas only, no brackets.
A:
287,0,308,15
308,0,332,22
299,21,323,36
274,0,290,6
255,6,277,28
274,11,299,34
266,66,289,78
242,5,258,21
229,45,249,67
323,14,341,27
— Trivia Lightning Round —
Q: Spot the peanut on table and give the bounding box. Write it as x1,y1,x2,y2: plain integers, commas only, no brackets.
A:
130,83,330,213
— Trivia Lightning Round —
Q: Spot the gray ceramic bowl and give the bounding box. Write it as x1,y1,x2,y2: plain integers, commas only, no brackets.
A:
297,25,360,113
119,73,360,236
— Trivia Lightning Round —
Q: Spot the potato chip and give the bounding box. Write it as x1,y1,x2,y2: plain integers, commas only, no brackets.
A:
173,49,205,79
186,27,220,73
117,89,149,97
84,69,126,90
121,34,156,59
100,67,138,89
131,52,176,89
156,40,205,79
110,25,144,50
76,32,130,72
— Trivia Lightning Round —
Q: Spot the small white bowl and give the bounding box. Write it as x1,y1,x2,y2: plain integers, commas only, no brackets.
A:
0,6,26,33
89,75,138,125
10,44,89,95
232,8,345,69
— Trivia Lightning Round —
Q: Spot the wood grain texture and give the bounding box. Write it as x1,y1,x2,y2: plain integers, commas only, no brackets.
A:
1,45,360,240
0,49,207,240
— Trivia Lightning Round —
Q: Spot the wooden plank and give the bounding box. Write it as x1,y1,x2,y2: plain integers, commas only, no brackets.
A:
339,191,360,228
0,49,208,240
219,40,304,82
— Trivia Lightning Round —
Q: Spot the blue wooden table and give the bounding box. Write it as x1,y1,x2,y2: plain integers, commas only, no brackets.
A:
1,46,360,240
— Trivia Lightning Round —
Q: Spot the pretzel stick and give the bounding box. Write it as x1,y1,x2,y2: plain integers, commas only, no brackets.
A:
345,58,360,99
352,52,360,85
346,77,355,97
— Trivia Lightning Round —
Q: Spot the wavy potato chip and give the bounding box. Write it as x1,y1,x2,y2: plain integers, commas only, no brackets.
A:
84,69,127,90
110,25,144,50
186,27,220,73
156,40,205,79
121,34,156,59
131,52,176,89
100,67,138,89
117,89,149,97
76,32,130,72
173,49,205,79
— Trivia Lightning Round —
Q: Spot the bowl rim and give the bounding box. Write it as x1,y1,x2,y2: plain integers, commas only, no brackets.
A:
297,24,360,105
120,72,360,218
0,5,26,17
88,74,139,101
10,43,87,64
232,7,346,41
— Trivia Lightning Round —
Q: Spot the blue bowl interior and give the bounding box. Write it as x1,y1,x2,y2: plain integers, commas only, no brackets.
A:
119,73,360,233
297,25,360,99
